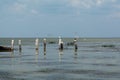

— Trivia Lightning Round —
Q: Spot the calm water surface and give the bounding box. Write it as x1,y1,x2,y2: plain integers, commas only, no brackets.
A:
0,38,120,80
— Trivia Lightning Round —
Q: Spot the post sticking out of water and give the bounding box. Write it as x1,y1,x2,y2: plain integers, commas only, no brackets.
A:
11,40,14,50
58,36,64,50
59,41,63,50
35,38,39,51
18,40,22,51
58,36,62,46
43,38,46,55
74,38,78,52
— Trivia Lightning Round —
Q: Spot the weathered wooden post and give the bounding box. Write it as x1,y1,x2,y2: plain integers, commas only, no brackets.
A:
58,36,62,46
59,41,63,50
58,36,64,51
74,38,78,52
18,40,22,51
43,38,46,55
35,38,39,51
11,40,14,50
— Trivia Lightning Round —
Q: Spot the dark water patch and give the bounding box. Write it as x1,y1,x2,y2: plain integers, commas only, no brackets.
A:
22,57,55,61
10,68,120,80
0,55,21,58
92,63,118,67
81,49,120,53
32,75,102,80
25,68,120,78
0,71,24,80
70,78,100,80
81,50,101,52
43,74,84,80
0,52,11,54
22,58,38,61
80,44,120,53
95,56,116,59
92,71,120,78
21,54,35,57
101,44,115,48
67,78,101,80
31,68,96,74
0,56,14,58
77,56,116,60
48,41,56,44
22,61,74,66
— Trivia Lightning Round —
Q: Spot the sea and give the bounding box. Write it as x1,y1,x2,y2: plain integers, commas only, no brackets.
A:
0,38,120,80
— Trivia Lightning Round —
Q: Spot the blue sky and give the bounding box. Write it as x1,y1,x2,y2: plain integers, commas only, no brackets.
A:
0,0,120,37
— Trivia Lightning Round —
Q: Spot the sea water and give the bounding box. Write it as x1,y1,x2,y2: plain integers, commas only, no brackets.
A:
0,38,120,80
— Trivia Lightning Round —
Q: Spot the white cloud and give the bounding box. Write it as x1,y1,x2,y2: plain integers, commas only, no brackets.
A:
69,0,80,8
96,0,105,5
68,0,93,9
6,0,118,15
9,2,26,13
111,0,117,2
68,0,117,9
8,1,40,15
66,0,118,15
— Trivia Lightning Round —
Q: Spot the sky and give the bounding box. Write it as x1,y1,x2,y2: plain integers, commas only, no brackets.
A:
0,0,120,38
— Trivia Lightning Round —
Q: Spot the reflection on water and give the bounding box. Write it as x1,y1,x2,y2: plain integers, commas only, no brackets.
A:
35,50,39,55
35,54,39,63
59,50,63,62
0,38,120,80
19,50,22,55
74,51,78,64
19,49,22,54
44,51,46,56
10,51,14,58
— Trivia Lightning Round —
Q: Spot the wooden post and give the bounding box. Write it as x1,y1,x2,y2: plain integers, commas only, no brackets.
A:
74,38,78,52
58,36,62,46
58,36,63,50
43,38,46,55
59,41,63,50
11,40,14,50
35,38,39,51
18,40,22,51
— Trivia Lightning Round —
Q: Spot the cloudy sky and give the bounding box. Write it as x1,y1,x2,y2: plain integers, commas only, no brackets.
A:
0,0,120,37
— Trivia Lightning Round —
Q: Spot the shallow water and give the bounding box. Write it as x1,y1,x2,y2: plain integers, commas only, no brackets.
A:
0,38,120,80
